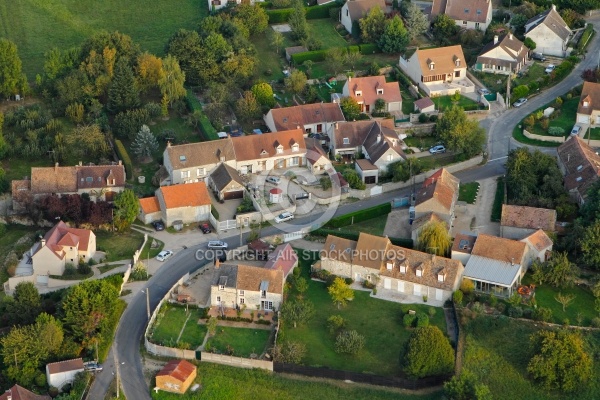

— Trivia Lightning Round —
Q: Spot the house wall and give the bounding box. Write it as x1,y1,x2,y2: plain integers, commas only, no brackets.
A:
355,164,379,183
320,258,376,282
526,24,568,57
451,251,471,267
33,246,65,276
380,275,454,301
414,200,451,223
237,153,306,174
340,3,353,34
77,187,125,201
501,226,536,240
164,204,210,227
81,233,97,260
171,161,236,186
399,53,468,96
156,369,197,394
139,209,162,224
386,101,402,112
372,148,403,172
399,53,423,92
242,290,283,311
211,285,237,309
308,157,332,174
47,369,84,389
452,15,491,32
576,110,600,124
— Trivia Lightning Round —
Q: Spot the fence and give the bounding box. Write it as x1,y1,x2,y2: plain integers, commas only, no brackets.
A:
522,129,565,143
209,212,238,233
132,233,148,265
284,231,306,242
273,363,450,390
199,352,273,371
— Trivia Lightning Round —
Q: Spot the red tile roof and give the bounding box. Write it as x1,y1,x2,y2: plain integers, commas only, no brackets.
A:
268,103,344,132
158,182,211,209
156,359,196,383
0,385,51,400
346,75,402,106
46,358,84,375
265,244,298,277
416,168,459,212
35,222,93,258
139,196,161,214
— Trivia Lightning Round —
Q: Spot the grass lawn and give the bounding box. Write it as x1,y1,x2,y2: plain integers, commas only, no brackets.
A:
0,0,207,79
150,362,443,400
403,136,439,151
401,90,416,115
253,31,286,82
528,96,579,136
433,95,479,112
513,125,560,147
585,127,600,140
490,177,504,222
0,225,38,283
314,80,345,102
206,326,271,358
514,63,546,88
49,271,94,280
96,230,144,262
458,182,480,204
150,304,193,346
473,63,546,94
1,158,53,182
282,252,447,377
340,214,389,236
308,19,348,49
98,264,125,274
178,309,208,348
151,115,200,145
462,316,600,400
139,236,165,260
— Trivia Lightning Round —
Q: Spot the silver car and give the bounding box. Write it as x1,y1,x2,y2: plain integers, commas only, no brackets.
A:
513,98,528,107
156,250,173,262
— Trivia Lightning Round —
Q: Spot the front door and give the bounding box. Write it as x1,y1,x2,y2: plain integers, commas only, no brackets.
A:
355,273,362,282
261,301,273,311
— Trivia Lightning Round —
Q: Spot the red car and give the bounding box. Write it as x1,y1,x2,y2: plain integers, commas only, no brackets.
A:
200,223,212,234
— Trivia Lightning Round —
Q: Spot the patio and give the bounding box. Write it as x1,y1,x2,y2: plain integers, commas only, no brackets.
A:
207,306,276,324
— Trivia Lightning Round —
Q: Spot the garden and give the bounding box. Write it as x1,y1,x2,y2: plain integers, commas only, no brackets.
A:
205,326,272,358
458,182,480,204
96,230,146,262
521,95,579,137
149,304,207,349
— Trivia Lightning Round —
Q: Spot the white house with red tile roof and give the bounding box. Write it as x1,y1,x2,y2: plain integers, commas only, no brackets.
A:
138,182,211,227
265,243,298,279
414,168,460,226
46,358,85,389
264,103,345,135
31,221,96,278
431,0,492,31
342,75,402,114
0,384,51,400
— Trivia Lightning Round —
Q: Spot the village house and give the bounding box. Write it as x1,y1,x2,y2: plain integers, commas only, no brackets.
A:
399,45,475,96
264,243,299,279
264,103,345,135
341,75,402,114
339,0,387,35
155,359,197,394
46,358,85,389
474,34,529,75
138,182,211,227
208,163,245,201
431,0,493,31
413,168,460,227
450,232,477,266
411,212,444,248
576,81,600,127
524,5,571,57
0,384,51,400
521,229,554,264
305,137,332,174
556,135,600,204
500,204,556,239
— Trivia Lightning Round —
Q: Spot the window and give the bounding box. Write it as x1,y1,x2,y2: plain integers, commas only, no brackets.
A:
277,146,283,154
240,298,245,304
346,9,348,16
387,154,393,161
239,290,244,296
400,265,406,274
386,262,393,270
416,268,422,277
355,90,362,96
455,70,460,78
343,138,350,145
262,301,273,310
108,179,115,186
463,20,467,25
584,101,589,107
429,62,435,70
377,89,383,95
197,168,205,176
219,285,225,291
305,128,312,134
181,170,190,178
475,22,480,29
438,273,445,282
289,157,299,166
86,177,93,183
180,155,187,162
217,296,221,302
476,9,481,14
261,290,267,298
292,144,299,152
464,8,469,13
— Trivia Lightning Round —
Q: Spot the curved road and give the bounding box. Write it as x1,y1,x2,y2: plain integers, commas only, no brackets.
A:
90,16,600,400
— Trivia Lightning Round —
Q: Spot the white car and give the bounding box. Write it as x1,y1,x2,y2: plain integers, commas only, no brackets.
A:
156,250,173,262
84,363,103,372
275,212,294,223
545,64,556,73
266,176,281,185
513,98,528,107
207,240,228,249
571,125,582,136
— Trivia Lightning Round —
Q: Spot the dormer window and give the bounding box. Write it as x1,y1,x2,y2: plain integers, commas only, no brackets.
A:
438,271,446,282
455,58,461,67
386,262,393,270
277,145,283,154
577,165,583,171
400,265,406,274
292,143,299,152
108,179,115,186
343,138,350,145
86,177,93,183
584,101,589,107
377,88,383,95
476,9,481,14
416,267,423,277
355,90,362,96
179,155,186,162
219,284,225,291
429,62,435,70
464,8,469,13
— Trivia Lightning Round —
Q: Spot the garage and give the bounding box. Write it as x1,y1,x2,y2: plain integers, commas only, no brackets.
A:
365,176,377,184
209,163,245,201
223,190,244,200
578,115,590,124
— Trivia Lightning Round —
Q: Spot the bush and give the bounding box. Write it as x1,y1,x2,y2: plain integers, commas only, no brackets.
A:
327,315,346,335
185,90,218,141
533,307,553,322
528,81,539,92
418,113,428,123
291,50,329,64
404,326,454,378
265,8,293,23
311,269,331,281
144,102,162,118
63,264,77,276
306,2,338,18
429,114,438,122
77,263,91,275
453,290,463,305
496,302,506,314
540,118,549,130
460,279,474,294
416,313,429,327
35,371,47,387
335,330,365,354
113,108,150,139
592,317,600,328
359,43,381,54
346,45,359,54
115,140,133,181
578,24,594,51
403,313,417,327
548,126,565,136
344,277,354,285
325,203,391,228
508,306,523,318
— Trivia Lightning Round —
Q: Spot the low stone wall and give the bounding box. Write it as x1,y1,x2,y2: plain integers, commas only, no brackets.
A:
4,275,36,295
199,352,273,371
145,338,196,360
523,129,565,143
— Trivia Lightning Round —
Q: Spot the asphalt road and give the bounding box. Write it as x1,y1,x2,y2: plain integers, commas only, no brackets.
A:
89,16,600,400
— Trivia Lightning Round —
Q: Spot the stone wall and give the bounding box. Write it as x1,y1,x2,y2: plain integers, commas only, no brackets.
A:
522,129,565,143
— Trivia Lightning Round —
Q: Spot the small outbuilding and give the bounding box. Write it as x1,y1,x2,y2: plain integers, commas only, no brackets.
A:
414,97,436,113
155,359,197,394
285,46,308,62
46,358,85,389
270,187,283,203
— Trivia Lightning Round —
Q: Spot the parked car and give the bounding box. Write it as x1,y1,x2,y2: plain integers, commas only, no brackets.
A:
275,212,294,223
571,125,582,136
84,363,103,372
208,240,228,249
199,223,212,234
266,176,281,185
151,220,165,231
545,64,556,73
429,145,446,154
156,250,173,262
532,52,546,61
478,88,491,96
513,98,528,107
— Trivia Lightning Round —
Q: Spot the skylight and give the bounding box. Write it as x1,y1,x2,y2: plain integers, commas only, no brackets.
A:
180,155,187,162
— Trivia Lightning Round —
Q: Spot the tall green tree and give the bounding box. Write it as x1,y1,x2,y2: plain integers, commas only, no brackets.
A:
285,70,307,96
432,14,459,45
328,277,354,309
12,282,42,326
340,97,361,121
359,6,386,44
417,221,451,256
581,220,600,269
281,300,315,328
378,16,410,53
436,105,485,157
64,124,110,159
0,39,28,97
236,91,261,123
289,0,309,42
528,330,592,392
158,55,186,106
235,4,269,36
404,326,454,378
404,3,429,41
325,47,345,75
530,252,577,287
107,58,140,114
251,82,275,109
271,30,284,56
113,189,139,231
131,125,159,159
166,29,206,86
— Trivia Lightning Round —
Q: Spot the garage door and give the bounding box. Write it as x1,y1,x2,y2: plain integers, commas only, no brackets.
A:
223,190,244,200
435,289,443,301
365,176,376,184
578,115,590,124
384,278,391,289
398,282,404,292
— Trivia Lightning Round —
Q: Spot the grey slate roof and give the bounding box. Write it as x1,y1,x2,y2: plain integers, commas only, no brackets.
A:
463,254,521,287
212,264,238,289
210,163,244,192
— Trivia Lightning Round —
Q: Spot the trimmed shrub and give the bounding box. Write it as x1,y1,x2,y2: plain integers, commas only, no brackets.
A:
266,8,293,23
578,24,594,51
548,126,565,136
592,317,600,328
532,307,553,322
347,45,360,54
344,277,354,285
291,50,328,64
305,2,338,18
115,140,133,181
359,43,381,54
416,313,429,327
418,113,428,123
403,313,417,327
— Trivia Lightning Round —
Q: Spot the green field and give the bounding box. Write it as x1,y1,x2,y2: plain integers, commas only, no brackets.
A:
307,19,348,49
150,304,207,347
458,182,480,204
0,0,207,78
150,361,442,400
206,326,271,358
96,230,144,262
340,214,389,236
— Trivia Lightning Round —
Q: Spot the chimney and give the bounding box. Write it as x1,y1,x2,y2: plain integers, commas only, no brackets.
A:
118,160,122,165
509,33,513,40
348,76,351,82
167,141,172,147
41,239,46,247
377,134,381,143
552,4,556,10
78,161,82,166
335,122,339,129
493,35,499,45
55,162,59,171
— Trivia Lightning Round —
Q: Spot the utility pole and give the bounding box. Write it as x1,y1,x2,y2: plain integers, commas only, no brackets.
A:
112,343,120,398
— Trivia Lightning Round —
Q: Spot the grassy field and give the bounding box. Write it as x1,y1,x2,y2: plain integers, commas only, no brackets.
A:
150,361,443,400
403,136,439,151
140,236,165,260
206,326,271,357
150,304,203,346
281,253,447,377
178,309,208,348
585,127,600,140
513,124,561,147
434,95,480,111
308,19,348,49
462,316,600,400
473,63,546,94
401,90,416,115
0,0,207,78
458,182,480,204
96,230,144,262
98,263,125,274
340,214,389,236
253,31,287,81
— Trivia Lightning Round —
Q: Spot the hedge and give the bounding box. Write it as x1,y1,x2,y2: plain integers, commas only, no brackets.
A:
266,8,293,23
347,45,359,54
578,24,595,51
359,43,381,54
185,89,219,141
267,2,339,23
115,139,133,181
291,49,328,64
325,202,392,228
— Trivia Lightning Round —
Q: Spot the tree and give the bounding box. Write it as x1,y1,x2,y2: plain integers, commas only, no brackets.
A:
131,125,159,159
325,47,345,76
374,98,386,113
136,52,163,91
340,97,361,121
513,84,529,99
444,370,492,400
236,91,261,123
251,82,275,109
335,330,365,354
289,0,309,41
560,9,585,29
453,290,463,305
12,282,42,326
530,252,577,287
295,276,308,296
107,58,140,114
281,300,315,328
527,330,592,392
359,6,386,43
404,3,429,41
0,39,28,97
554,292,576,312
580,220,600,269
166,29,206,86
158,55,186,106
513,2,538,19
343,51,362,70
436,105,485,157
113,189,138,231
342,169,366,190
404,326,454,378
524,37,537,50
417,221,451,256
328,277,354,309
511,14,529,32
0,167,9,194
379,16,410,53
64,124,109,159
327,315,346,335
270,30,284,56
235,4,269,36
285,70,307,96
432,14,459,45
271,341,306,363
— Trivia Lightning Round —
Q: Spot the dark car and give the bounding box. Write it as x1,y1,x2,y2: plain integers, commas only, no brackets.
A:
200,223,212,234
152,220,165,231
531,52,546,61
